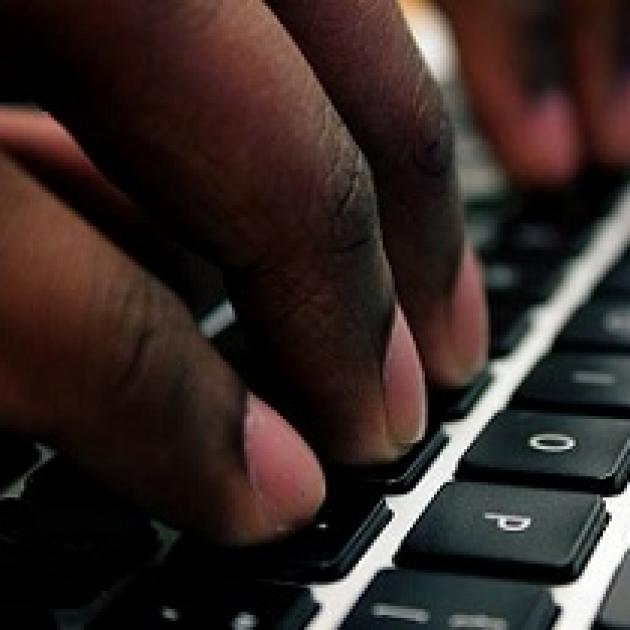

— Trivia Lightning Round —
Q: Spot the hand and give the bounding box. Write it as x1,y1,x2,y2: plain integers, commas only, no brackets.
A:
0,1,487,544
440,0,630,184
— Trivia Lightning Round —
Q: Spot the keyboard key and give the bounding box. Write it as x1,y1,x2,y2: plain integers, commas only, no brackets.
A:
597,255,630,298
575,166,628,217
489,299,530,357
495,215,587,262
23,456,127,508
514,353,630,416
428,371,492,422
465,193,515,256
458,410,630,494
0,497,158,607
557,300,630,353
396,481,606,582
484,256,565,304
595,551,630,630
90,569,318,630
342,569,557,630
0,431,39,488
326,429,448,493
491,190,597,262
170,483,391,583
0,606,57,630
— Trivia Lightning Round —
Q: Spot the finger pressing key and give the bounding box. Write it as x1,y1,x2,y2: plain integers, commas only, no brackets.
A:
0,1,425,464
267,0,489,385
0,152,324,545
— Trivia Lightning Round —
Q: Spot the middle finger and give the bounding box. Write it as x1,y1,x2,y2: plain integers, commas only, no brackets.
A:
267,0,488,385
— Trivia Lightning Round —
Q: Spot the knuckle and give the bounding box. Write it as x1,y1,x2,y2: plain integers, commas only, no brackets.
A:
97,269,194,415
322,138,381,256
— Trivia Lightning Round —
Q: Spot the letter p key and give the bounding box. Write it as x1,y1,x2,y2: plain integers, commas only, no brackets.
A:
484,512,532,533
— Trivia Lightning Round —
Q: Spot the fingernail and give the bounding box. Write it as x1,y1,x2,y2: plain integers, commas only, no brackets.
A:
244,395,325,534
447,245,489,384
383,306,426,449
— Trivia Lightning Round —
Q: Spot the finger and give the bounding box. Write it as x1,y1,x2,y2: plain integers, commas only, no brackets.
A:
0,151,324,545
566,0,630,165
439,0,581,184
266,0,487,385
0,108,225,315
0,1,424,462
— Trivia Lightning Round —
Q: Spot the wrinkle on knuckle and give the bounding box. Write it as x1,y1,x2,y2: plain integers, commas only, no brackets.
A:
234,137,380,286
97,270,194,419
324,141,380,257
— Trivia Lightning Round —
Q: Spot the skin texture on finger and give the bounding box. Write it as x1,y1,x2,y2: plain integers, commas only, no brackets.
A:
266,0,487,385
0,152,324,545
0,108,226,315
0,1,423,462
439,0,581,185
565,0,630,165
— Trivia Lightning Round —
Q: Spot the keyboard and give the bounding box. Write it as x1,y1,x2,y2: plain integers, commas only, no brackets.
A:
196,170,630,630
3,11,630,630
0,167,628,629
0,154,625,627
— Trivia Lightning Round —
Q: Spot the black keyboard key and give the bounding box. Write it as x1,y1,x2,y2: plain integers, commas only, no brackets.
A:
342,569,557,630
428,371,492,422
396,481,606,582
597,255,630,297
575,166,629,217
494,174,619,256
491,192,597,262
514,353,630,416
459,410,630,494
465,193,515,256
0,606,57,630
0,498,158,607
596,551,630,630
23,456,131,508
0,431,38,487
484,257,565,304
489,299,530,357
170,483,390,583
327,429,447,493
495,215,587,261
557,300,630,353
90,569,317,630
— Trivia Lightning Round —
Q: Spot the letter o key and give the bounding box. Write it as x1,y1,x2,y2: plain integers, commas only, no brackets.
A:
528,433,576,453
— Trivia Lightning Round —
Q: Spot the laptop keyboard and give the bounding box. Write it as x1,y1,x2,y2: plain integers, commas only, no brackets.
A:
200,173,630,630
0,117,611,630
3,50,630,630
0,167,618,628
0,173,620,628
